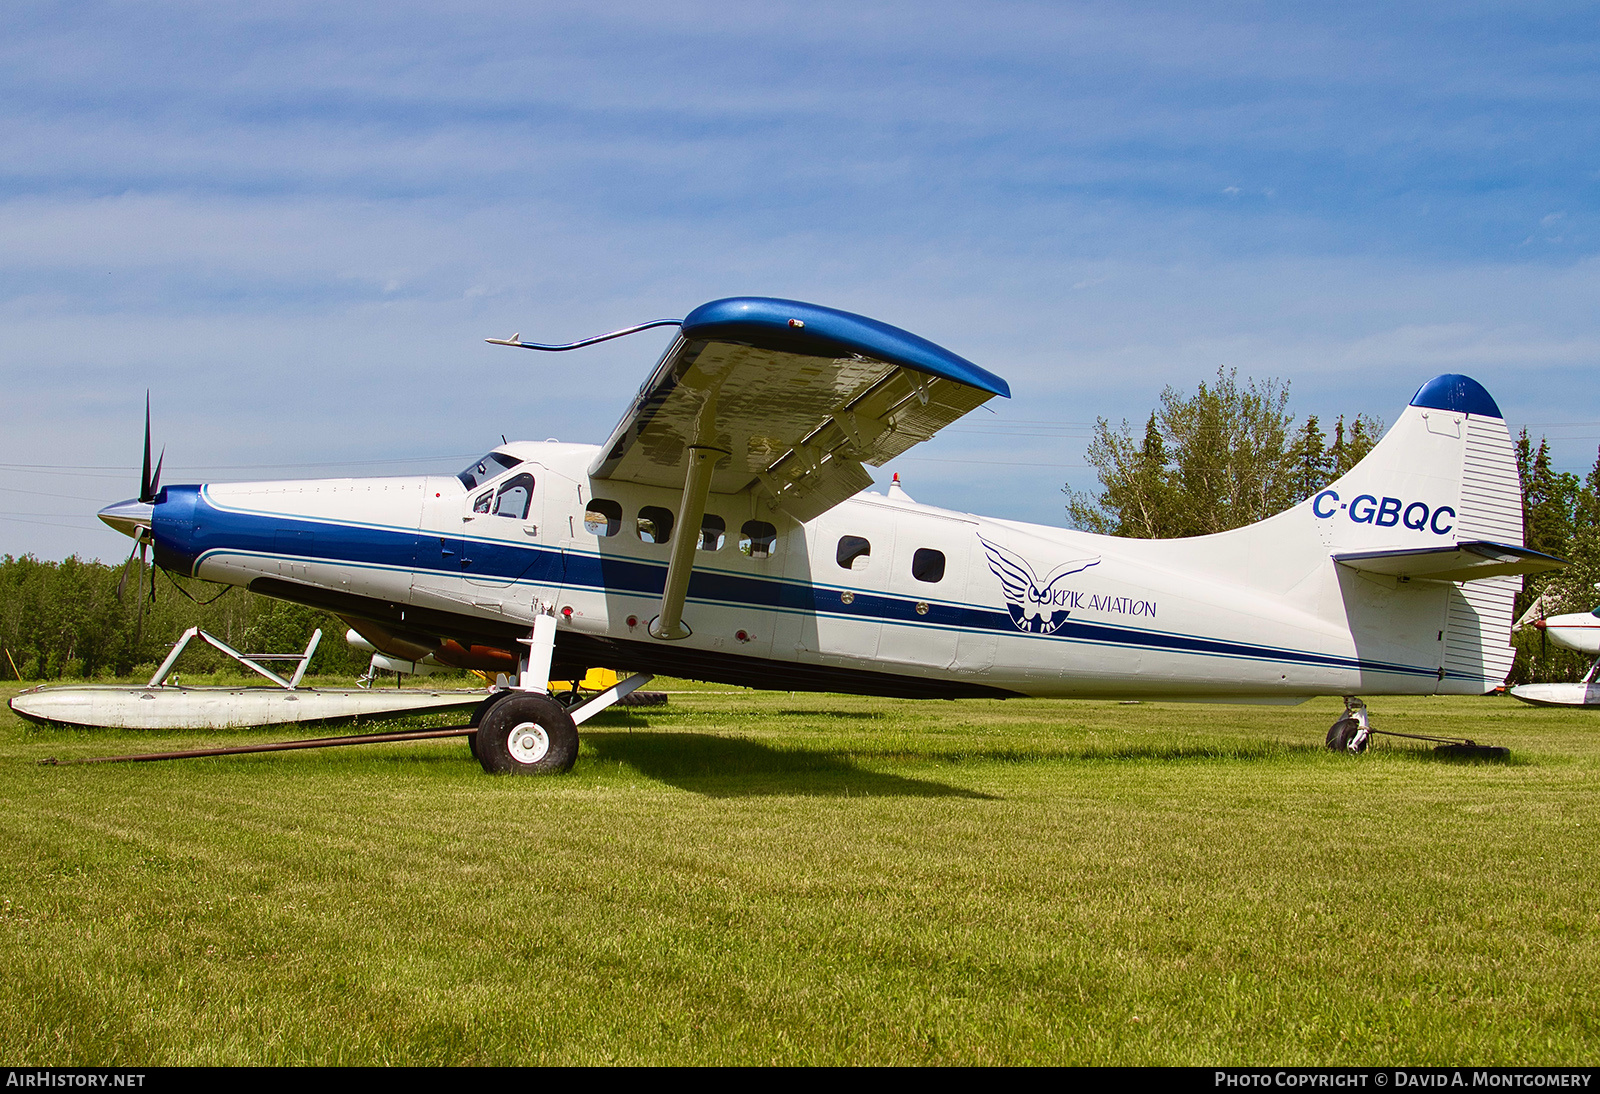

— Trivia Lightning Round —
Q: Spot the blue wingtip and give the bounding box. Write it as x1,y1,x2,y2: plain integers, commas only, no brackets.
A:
682,297,1011,399
1409,374,1502,419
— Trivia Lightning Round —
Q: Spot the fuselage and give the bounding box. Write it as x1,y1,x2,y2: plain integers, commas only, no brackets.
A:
111,439,1485,701
1536,611,1600,657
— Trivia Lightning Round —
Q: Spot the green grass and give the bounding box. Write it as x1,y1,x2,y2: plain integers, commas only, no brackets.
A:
2,681,1597,1064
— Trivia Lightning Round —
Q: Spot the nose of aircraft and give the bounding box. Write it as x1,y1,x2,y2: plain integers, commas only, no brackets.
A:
98,498,154,540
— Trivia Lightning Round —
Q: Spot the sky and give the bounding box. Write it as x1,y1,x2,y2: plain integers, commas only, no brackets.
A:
2,0,1597,562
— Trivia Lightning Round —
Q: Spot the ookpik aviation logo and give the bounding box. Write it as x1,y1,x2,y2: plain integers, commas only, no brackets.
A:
979,536,1102,634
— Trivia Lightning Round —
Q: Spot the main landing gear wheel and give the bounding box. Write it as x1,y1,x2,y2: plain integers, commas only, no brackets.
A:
474,692,579,775
465,692,507,762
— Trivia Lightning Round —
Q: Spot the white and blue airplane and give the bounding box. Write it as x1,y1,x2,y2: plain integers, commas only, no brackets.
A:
96,297,1564,771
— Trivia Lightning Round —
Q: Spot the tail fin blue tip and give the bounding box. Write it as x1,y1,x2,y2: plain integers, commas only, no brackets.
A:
1410,374,1501,419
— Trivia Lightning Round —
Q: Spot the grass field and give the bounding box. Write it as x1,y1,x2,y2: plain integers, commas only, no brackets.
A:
2,678,1597,1065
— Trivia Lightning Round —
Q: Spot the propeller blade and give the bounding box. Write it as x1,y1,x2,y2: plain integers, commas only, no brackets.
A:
114,538,139,602
151,447,164,500
140,392,155,503
135,542,150,644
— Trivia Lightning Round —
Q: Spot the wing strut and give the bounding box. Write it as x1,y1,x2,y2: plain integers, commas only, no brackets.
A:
651,386,728,640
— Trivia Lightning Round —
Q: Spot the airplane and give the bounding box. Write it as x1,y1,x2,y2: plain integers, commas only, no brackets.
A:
94,296,1567,772
1507,586,1600,707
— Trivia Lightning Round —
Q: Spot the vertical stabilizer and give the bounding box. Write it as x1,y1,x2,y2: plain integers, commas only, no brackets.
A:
1316,374,1524,691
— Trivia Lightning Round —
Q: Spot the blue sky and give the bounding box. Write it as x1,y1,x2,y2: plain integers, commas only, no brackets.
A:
3,1,1597,561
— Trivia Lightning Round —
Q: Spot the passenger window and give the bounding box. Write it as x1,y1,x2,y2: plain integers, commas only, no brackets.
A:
638,506,675,544
473,491,493,515
836,536,871,570
699,514,726,551
492,473,535,520
585,499,622,537
912,548,946,583
740,520,777,559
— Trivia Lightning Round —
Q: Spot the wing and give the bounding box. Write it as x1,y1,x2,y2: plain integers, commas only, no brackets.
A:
589,297,1010,524
978,536,1038,606
1038,556,1101,595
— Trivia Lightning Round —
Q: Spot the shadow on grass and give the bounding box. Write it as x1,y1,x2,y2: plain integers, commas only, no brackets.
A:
1381,742,1518,765
582,731,995,799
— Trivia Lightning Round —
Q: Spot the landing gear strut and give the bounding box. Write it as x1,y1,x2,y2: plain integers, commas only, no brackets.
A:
468,604,655,774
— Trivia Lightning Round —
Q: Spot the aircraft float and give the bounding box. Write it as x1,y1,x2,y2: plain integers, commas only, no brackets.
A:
79,296,1565,771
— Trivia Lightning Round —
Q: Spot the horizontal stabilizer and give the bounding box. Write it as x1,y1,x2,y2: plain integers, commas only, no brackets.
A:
1334,541,1566,582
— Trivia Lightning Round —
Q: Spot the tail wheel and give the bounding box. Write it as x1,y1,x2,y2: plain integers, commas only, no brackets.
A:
475,692,579,775
1326,716,1369,753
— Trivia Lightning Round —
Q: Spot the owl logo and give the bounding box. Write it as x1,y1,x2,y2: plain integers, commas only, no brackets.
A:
978,535,1101,634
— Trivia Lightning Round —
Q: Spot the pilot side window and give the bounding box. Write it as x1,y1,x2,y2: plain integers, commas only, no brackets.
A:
699,514,726,551
740,520,777,559
637,506,675,544
473,491,492,515
912,548,946,583
492,473,535,520
836,536,871,570
585,499,622,537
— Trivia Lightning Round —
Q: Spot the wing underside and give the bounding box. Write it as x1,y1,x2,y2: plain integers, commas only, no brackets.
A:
589,297,1009,524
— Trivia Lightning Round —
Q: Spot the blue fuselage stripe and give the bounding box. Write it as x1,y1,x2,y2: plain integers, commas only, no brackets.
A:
166,486,1440,681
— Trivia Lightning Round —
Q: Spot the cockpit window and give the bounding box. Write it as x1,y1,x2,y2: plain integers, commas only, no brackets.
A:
457,451,523,490
492,473,535,520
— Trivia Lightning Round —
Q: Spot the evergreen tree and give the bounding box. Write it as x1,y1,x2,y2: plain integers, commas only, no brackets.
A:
1288,415,1328,501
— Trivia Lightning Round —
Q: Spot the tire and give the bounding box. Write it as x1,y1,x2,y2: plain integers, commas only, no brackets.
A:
474,692,579,775
465,692,506,762
1326,716,1369,753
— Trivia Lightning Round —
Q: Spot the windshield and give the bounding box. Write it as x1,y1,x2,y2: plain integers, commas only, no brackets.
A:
457,451,523,490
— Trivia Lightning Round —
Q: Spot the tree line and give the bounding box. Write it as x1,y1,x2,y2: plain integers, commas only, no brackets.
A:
0,555,374,681
1065,367,1382,538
